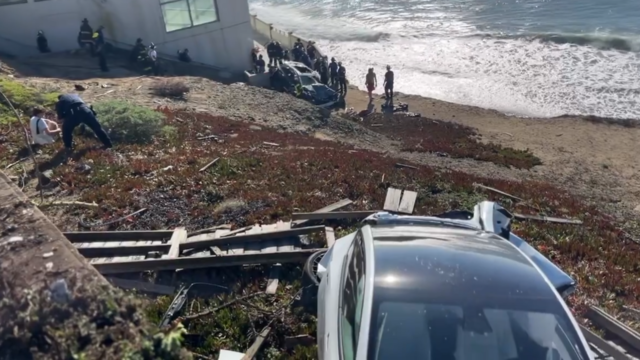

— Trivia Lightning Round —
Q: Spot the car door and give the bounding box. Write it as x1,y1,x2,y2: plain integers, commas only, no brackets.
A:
338,230,367,360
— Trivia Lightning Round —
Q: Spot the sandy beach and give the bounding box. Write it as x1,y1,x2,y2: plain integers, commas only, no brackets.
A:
345,86,640,213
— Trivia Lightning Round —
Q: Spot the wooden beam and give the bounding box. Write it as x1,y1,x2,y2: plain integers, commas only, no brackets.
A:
64,230,174,243
397,190,417,214
474,183,523,202
383,188,403,212
241,327,271,360
265,264,281,294
182,225,325,252
77,243,170,258
395,163,418,170
292,198,353,227
199,157,220,172
93,249,319,274
588,306,640,352
108,277,176,296
168,228,187,258
220,225,254,238
513,213,583,225
325,227,336,248
579,324,629,360
291,211,376,221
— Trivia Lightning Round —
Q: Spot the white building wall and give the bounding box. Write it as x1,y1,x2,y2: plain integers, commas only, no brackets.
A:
0,0,254,73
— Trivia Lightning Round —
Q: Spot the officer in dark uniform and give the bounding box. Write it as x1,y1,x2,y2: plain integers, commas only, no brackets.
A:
56,94,112,151
36,30,51,53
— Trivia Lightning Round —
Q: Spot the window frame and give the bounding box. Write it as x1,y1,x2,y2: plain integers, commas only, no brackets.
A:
338,230,367,360
160,0,220,33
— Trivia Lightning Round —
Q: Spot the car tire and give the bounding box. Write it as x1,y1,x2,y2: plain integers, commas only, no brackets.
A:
304,249,328,286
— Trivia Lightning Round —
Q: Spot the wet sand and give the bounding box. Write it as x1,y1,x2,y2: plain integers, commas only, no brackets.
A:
344,86,640,210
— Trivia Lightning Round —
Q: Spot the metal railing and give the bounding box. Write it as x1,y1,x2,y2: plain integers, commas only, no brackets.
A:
250,15,325,58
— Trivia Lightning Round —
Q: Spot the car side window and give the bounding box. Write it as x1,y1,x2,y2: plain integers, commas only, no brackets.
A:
340,230,367,360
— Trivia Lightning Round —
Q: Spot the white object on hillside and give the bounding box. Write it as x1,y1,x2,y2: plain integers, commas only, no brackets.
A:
218,350,245,360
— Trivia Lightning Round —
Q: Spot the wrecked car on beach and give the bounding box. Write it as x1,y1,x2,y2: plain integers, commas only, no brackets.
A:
306,201,591,360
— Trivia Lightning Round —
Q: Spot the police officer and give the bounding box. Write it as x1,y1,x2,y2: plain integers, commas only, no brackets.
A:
36,30,51,53
56,94,112,152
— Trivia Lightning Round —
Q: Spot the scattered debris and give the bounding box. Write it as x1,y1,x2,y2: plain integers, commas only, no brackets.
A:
384,187,418,214
95,89,115,97
45,262,53,271
78,207,148,229
199,157,220,172
513,213,583,225
34,200,99,209
49,279,71,304
263,142,279,147
197,134,219,140
241,326,271,360
474,183,524,202
8,236,23,243
74,84,86,91
42,252,54,258
395,163,418,170
284,334,315,350
4,157,28,169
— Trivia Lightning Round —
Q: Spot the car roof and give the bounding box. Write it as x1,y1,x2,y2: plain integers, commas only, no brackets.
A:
369,225,558,301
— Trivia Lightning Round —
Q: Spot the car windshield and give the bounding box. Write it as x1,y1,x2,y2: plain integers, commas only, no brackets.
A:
294,65,313,73
300,75,318,86
368,295,588,360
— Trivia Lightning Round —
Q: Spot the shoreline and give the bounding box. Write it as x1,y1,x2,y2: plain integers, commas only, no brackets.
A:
343,85,640,210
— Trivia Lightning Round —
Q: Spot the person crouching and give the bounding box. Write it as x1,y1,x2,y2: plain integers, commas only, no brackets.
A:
56,94,112,153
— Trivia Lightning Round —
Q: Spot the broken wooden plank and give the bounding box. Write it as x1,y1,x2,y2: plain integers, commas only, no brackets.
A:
199,157,220,172
241,327,271,360
397,190,418,214
291,211,377,221
263,142,279,146
64,230,174,243
77,243,170,257
325,227,336,248
588,306,640,352
292,198,353,227
168,228,187,258
284,335,316,351
187,224,232,237
383,188,403,212
513,213,583,225
219,225,254,238
197,134,219,140
395,163,418,170
370,123,383,127
474,183,523,202
265,264,281,294
108,277,175,295
93,249,319,274
579,324,629,360
182,225,324,252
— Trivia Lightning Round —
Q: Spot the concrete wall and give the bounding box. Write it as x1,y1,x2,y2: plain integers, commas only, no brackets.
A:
0,0,254,73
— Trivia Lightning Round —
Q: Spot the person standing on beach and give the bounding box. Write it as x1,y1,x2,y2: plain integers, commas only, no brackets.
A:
383,65,394,101
338,62,347,95
365,68,377,101
329,58,339,87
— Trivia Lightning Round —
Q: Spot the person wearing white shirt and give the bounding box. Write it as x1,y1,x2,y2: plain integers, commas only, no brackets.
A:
30,107,61,146
147,43,160,75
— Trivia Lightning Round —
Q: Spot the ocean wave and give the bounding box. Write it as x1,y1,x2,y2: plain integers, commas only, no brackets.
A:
467,33,640,52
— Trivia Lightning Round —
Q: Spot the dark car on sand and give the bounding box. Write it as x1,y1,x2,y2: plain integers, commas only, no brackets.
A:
313,201,592,360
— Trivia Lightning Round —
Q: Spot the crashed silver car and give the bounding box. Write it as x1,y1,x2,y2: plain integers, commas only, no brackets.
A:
314,201,591,360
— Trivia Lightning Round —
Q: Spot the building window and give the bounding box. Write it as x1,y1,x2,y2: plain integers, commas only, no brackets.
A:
0,0,27,6
160,0,219,33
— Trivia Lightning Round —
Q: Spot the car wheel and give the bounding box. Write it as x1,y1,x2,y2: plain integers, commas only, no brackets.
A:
304,249,328,286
